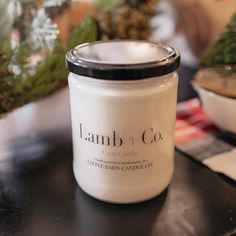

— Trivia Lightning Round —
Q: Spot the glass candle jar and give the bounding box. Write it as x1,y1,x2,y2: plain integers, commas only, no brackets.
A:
66,40,180,204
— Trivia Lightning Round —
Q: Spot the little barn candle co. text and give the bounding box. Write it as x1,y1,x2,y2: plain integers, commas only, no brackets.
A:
79,123,164,147
87,159,153,171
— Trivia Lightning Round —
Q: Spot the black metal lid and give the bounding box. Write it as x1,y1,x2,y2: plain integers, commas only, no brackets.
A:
66,40,180,80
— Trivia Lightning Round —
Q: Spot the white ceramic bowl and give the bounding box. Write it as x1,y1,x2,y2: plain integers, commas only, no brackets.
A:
194,86,236,134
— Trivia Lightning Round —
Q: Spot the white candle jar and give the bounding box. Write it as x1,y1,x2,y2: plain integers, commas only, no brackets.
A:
66,40,180,203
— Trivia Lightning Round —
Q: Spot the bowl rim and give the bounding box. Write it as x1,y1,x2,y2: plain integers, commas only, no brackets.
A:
193,84,236,103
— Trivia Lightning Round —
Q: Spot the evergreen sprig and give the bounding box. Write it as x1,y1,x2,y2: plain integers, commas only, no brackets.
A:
0,16,97,116
201,13,236,75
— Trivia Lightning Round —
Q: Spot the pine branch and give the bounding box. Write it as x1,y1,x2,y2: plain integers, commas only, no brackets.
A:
67,16,97,49
201,13,236,75
0,16,97,116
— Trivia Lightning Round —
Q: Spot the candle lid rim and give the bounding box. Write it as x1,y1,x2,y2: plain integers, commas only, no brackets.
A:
66,40,180,80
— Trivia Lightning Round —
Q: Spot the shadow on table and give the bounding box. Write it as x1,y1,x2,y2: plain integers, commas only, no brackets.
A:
75,186,167,236
0,129,74,236
174,152,236,236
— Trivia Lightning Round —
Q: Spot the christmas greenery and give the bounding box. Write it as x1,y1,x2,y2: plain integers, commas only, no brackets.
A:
0,19,96,115
0,0,157,116
201,13,236,75
0,1,97,116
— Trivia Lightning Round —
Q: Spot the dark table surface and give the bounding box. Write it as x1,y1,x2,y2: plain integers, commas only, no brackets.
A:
0,66,235,236
0,128,236,236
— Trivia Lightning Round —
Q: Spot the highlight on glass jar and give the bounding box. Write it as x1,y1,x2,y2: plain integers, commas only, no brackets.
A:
66,40,180,204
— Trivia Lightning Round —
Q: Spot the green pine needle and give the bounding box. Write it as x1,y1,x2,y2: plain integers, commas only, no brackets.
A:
67,16,97,49
92,0,121,13
201,13,236,75
0,16,98,116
